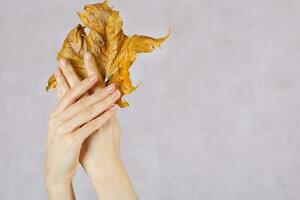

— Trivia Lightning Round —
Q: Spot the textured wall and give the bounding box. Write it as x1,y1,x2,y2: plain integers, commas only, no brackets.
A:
0,0,300,199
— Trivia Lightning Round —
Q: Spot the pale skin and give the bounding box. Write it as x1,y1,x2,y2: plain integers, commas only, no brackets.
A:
46,52,138,200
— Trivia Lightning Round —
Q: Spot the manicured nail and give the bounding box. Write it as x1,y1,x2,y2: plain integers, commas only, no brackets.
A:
84,52,92,61
88,74,97,82
105,84,115,93
111,90,120,99
109,104,117,111
55,68,61,77
57,86,61,92
60,59,68,67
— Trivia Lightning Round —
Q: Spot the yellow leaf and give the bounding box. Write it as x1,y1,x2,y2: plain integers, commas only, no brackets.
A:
46,1,170,108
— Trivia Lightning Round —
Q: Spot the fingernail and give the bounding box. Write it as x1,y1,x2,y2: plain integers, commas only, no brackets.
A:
111,90,120,99
60,59,68,67
55,68,61,77
88,74,97,82
57,86,61,92
84,52,92,61
105,84,115,93
109,104,117,111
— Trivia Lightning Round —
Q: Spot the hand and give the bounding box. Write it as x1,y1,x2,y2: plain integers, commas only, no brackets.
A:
46,68,120,199
55,53,138,200
80,53,122,177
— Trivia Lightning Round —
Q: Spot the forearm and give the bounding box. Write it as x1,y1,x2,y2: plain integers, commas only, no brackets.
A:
47,183,76,200
85,158,138,200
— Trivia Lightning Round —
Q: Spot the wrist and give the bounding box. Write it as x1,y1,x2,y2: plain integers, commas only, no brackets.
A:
47,182,75,200
45,174,73,191
84,158,138,200
84,156,124,183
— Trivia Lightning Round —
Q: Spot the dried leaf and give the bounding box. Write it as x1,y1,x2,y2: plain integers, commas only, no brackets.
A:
56,24,88,78
46,0,170,107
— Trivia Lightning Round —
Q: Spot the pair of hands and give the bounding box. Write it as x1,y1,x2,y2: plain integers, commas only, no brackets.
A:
46,53,137,200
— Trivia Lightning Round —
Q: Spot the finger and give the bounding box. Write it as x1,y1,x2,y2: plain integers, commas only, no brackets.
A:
84,52,105,92
55,67,70,98
72,105,117,144
56,85,63,100
58,83,116,121
50,74,99,118
59,58,81,88
54,69,63,100
58,89,120,133
59,58,90,101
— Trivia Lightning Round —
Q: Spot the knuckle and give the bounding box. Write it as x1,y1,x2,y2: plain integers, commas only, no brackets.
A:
78,98,89,110
48,113,59,127
48,118,56,127
65,88,72,96
63,89,73,101
89,90,106,104
80,106,94,119
105,95,115,105
95,90,106,99
84,107,95,117
72,82,87,96
48,114,54,121
69,89,77,100
62,135,76,147
69,137,79,147
56,126,65,135
48,111,57,119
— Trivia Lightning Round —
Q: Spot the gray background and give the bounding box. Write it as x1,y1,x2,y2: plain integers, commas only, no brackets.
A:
0,0,299,199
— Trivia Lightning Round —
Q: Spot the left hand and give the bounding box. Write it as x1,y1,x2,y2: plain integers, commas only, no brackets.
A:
55,52,138,200
55,53,122,179
46,71,119,199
